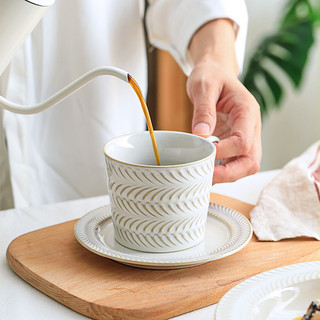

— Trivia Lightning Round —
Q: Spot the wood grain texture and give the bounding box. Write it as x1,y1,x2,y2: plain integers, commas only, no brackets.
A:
6,193,320,320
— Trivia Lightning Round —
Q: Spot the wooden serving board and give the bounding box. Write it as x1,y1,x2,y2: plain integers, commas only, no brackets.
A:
6,194,320,320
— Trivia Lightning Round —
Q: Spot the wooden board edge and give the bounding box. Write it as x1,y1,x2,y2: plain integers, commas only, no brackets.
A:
6,240,117,320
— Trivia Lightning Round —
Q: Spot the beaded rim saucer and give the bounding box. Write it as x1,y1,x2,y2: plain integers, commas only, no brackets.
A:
215,261,320,320
74,202,252,269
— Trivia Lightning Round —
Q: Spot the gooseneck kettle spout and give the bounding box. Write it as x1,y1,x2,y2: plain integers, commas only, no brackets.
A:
0,66,129,114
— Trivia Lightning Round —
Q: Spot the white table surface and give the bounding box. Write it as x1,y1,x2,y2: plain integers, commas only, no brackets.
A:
0,170,279,320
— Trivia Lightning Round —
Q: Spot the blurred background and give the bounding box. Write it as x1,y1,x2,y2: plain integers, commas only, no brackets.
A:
147,0,320,171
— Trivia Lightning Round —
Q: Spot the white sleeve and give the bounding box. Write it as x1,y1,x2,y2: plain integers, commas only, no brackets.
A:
146,0,248,75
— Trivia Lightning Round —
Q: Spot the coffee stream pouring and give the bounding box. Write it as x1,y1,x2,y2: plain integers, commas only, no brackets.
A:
0,1,164,165
0,66,161,166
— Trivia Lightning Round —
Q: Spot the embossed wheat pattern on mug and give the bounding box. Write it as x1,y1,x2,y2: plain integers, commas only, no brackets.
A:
106,157,215,252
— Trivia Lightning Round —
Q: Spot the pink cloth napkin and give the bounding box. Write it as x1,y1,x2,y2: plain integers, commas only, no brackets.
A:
250,140,320,241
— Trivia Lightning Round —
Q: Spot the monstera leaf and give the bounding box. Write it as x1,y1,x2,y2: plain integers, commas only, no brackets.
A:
241,0,318,118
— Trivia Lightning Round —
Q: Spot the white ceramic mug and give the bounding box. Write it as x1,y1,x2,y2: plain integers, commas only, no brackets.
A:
104,131,218,253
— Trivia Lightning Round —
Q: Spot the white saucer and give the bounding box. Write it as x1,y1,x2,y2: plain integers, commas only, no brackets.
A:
215,261,320,320
74,203,252,269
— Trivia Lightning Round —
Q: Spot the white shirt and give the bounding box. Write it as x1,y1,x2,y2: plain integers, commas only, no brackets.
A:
1,0,247,208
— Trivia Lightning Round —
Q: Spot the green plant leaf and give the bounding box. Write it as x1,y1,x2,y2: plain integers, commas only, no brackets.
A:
264,52,303,87
260,68,283,105
281,0,313,27
241,0,317,119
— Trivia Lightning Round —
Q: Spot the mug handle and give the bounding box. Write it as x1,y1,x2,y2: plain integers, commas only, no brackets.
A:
206,136,220,144
205,136,222,165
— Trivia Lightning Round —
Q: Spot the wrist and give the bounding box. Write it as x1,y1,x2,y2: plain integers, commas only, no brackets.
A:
188,19,239,77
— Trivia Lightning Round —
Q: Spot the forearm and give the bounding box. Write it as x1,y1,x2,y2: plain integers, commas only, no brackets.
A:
188,19,239,77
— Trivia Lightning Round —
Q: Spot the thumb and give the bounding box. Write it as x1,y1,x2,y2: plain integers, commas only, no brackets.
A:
187,78,218,137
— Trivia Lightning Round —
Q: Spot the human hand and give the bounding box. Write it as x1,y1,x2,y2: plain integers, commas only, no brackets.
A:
186,18,261,183
186,60,261,183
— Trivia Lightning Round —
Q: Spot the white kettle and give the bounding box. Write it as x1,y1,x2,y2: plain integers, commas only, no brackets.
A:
0,0,55,75
0,0,130,115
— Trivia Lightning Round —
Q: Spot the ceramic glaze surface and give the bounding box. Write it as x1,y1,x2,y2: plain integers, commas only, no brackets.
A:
74,203,253,269
104,131,216,253
215,262,320,320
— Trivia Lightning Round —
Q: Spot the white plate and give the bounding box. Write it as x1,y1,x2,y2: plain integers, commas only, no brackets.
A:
74,203,252,269
215,261,320,320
